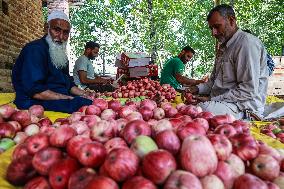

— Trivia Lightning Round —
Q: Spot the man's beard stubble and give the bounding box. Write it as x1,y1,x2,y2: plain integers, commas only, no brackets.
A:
45,34,68,69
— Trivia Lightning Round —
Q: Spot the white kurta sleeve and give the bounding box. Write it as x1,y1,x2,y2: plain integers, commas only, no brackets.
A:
211,40,266,102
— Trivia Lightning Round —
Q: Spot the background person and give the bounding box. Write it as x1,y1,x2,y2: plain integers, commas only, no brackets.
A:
160,45,204,90
188,4,269,119
73,41,115,92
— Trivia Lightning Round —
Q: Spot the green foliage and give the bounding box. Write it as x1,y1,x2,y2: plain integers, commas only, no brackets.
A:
42,7,48,22
69,0,284,76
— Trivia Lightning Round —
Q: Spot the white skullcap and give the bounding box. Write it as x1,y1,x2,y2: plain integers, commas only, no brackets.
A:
47,10,70,23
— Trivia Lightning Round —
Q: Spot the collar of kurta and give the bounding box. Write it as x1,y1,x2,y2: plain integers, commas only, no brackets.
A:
225,28,242,48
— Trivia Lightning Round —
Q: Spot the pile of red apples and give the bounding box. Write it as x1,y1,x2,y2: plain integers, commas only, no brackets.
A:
260,121,284,143
96,78,177,101
0,104,53,152
2,98,284,189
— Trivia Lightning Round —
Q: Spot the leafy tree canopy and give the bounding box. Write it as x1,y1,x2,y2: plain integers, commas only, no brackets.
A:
69,0,284,77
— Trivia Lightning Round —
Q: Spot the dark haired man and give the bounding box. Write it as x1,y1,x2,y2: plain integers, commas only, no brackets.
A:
73,41,114,92
160,45,204,90
188,4,268,119
12,10,93,113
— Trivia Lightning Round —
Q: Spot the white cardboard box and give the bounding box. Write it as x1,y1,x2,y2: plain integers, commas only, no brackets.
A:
129,67,149,77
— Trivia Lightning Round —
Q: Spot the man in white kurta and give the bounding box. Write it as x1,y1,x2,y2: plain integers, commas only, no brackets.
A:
189,4,268,119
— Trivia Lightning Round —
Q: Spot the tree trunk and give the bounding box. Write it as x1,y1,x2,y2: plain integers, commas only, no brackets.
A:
147,0,157,64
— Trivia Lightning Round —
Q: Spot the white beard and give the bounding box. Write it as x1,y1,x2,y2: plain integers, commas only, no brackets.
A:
45,34,68,69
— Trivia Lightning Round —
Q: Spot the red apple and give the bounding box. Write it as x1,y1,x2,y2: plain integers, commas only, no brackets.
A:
258,143,282,162
140,99,157,111
161,102,173,111
103,148,139,182
38,118,52,127
169,118,183,132
0,104,16,119
101,108,117,120
12,143,29,161
32,147,63,175
66,135,93,158
200,174,225,189
28,105,44,118
118,106,136,118
49,126,77,147
85,105,101,116
91,120,115,143
178,115,193,123
226,154,245,176
104,137,128,154
176,103,186,111
68,113,83,123
193,117,209,132
165,107,178,118
209,114,235,128
23,176,51,189
0,122,16,138
153,108,165,120
30,114,40,123
10,110,32,128
197,111,214,120
214,160,239,189
68,168,96,189
122,120,151,144
40,125,55,136
115,118,128,135
180,135,218,177
85,176,119,189
142,149,177,184
126,111,143,121
108,100,122,112
78,105,88,113
24,123,40,136
8,120,22,132
26,133,50,155
139,106,154,121
49,157,80,189
69,121,89,135
252,154,280,181
77,142,107,168
155,130,180,155
13,131,28,144
122,176,157,189
214,124,237,138
230,133,259,161
208,134,232,161
183,105,200,118
93,98,108,111
6,155,37,186
151,119,172,137
232,120,250,134
53,118,69,126
164,170,202,189
80,115,101,128
177,122,206,141
233,173,268,189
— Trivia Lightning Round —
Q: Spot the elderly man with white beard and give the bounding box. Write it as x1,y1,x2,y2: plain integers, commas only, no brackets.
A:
12,10,93,113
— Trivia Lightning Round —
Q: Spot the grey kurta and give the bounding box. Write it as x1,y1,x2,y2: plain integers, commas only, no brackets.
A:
73,55,97,89
197,29,268,117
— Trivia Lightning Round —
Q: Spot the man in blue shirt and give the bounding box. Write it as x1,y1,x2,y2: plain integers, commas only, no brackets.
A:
12,10,92,113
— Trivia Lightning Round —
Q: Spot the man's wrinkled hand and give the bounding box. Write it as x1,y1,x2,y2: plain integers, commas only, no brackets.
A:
195,96,210,102
186,86,199,95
